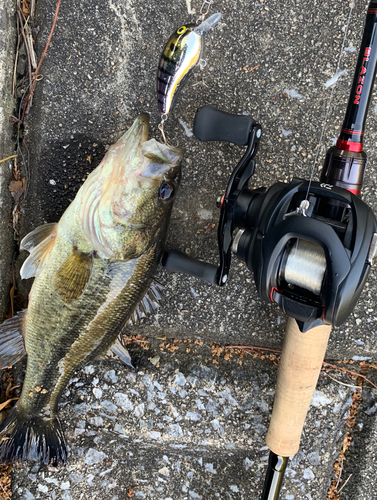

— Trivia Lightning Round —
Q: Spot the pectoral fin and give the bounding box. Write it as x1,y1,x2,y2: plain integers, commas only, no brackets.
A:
0,310,27,368
20,223,58,279
54,249,92,303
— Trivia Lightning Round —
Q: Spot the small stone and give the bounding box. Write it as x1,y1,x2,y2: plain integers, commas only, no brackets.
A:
38,485,48,493
186,412,202,421
206,400,219,415
154,381,163,391
195,399,205,410
89,417,104,427
218,389,238,406
175,372,187,386
166,424,183,438
114,423,126,437
307,451,321,466
198,389,208,397
149,431,161,440
189,492,201,499
45,477,59,486
104,370,118,384
60,481,70,490
101,400,118,413
230,485,239,492
73,403,89,415
74,427,85,437
142,374,153,389
114,393,133,410
134,403,145,418
211,419,220,430
290,451,305,468
93,387,103,399
244,458,254,471
84,448,107,465
311,391,332,407
68,473,84,483
23,490,35,500
205,463,217,474
158,467,170,476
303,468,315,480
84,365,95,375
254,423,267,435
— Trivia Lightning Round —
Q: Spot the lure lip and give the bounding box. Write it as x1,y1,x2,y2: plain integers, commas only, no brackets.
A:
193,12,222,36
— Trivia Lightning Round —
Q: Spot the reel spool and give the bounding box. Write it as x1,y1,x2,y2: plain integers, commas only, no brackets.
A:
279,239,326,296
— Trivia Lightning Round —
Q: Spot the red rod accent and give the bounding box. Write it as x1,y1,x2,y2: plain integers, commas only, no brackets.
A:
341,128,364,135
336,139,363,152
346,188,361,195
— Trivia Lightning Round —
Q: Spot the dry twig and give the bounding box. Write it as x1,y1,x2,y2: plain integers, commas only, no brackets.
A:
21,0,62,122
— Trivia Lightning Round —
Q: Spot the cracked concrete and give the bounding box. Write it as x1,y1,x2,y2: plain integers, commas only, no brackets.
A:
10,342,360,499
0,0,16,320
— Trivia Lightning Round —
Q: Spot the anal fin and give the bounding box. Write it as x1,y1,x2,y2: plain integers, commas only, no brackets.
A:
105,337,134,370
128,280,163,326
0,311,27,369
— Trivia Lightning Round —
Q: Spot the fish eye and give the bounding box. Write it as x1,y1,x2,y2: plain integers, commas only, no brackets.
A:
159,181,175,202
177,26,186,35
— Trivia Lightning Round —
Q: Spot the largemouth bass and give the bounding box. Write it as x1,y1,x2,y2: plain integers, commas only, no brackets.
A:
0,113,185,465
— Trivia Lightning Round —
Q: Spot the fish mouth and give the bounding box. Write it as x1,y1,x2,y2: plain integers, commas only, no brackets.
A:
114,113,150,168
120,112,150,147
132,113,150,144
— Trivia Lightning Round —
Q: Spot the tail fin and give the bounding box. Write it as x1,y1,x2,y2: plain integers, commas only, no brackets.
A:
0,406,67,465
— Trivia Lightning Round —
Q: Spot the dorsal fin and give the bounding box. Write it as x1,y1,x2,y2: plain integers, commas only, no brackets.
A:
128,281,164,326
20,223,58,279
20,223,57,252
0,310,27,369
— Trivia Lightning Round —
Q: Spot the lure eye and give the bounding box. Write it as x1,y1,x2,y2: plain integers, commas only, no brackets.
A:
159,181,175,201
177,26,186,35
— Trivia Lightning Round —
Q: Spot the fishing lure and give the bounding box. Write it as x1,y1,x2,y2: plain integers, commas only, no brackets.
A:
157,12,222,117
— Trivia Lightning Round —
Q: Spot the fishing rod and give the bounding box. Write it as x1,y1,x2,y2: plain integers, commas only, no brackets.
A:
162,0,377,497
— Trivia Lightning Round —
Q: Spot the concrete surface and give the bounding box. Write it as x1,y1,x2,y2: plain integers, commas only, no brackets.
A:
0,0,16,320
1,0,377,498
11,342,358,499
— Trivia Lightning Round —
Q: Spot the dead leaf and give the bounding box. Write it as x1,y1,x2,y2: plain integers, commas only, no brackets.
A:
8,180,23,193
0,398,18,412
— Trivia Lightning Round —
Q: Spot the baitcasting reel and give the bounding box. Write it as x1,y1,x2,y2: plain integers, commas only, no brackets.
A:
162,104,377,331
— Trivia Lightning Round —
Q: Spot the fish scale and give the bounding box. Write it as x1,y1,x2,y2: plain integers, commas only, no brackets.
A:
23,246,157,417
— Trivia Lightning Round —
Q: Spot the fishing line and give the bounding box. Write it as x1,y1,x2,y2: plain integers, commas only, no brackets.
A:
305,1,355,200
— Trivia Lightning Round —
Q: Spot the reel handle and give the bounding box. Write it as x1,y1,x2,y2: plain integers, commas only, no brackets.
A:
161,250,219,285
193,105,256,145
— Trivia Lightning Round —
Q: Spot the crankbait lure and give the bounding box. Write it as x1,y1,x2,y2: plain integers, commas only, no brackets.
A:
157,12,222,117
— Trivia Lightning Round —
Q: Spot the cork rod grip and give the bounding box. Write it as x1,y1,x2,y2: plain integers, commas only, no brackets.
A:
266,317,332,457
